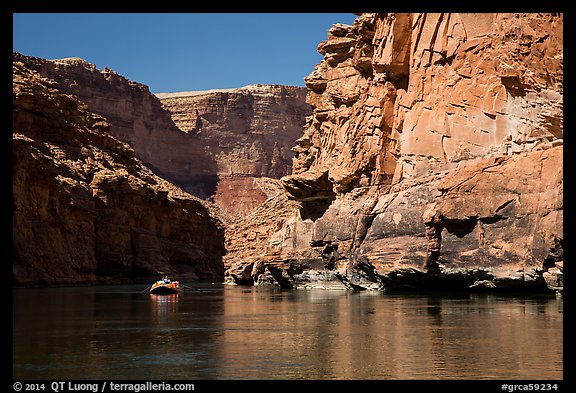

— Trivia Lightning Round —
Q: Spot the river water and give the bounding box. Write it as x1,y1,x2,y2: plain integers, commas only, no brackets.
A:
13,283,563,380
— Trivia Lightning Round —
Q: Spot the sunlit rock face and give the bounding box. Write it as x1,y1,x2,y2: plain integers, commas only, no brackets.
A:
225,13,563,293
13,61,225,286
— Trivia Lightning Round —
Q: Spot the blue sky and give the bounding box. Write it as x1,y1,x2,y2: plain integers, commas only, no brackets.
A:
13,13,358,93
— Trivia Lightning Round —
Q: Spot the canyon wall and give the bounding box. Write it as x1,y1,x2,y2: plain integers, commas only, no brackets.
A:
156,86,311,217
13,60,225,286
225,13,563,293
13,52,311,219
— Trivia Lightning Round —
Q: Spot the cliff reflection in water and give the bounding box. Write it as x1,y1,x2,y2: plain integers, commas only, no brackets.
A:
13,285,562,380
215,289,562,379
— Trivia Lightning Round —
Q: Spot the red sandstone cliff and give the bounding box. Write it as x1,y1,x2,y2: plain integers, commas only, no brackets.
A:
225,13,563,294
13,60,225,286
12,13,563,293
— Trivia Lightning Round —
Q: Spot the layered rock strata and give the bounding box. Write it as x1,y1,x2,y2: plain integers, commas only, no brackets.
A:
13,61,225,286
225,13,563,293
156,85,311,217
13,52,311,219
12,52,204,188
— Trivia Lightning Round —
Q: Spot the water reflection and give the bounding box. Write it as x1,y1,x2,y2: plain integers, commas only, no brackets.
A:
150,294,179,320
216,290,562,379
13,286,562,380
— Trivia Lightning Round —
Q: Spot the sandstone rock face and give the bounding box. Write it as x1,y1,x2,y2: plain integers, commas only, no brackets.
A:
12,52,205,186
14,52,311,220
223,179,302,285
294,13,562,190
13,61,225,286
156,85,311,217
225,13,563,293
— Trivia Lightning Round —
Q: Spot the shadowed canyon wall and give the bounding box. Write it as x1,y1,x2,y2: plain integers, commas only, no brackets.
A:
13,61,225,286
225,13,563,293
156,86,311,218
13,52,311,220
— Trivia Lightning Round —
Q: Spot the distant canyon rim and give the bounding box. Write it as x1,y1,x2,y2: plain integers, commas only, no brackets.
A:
13,13,563,295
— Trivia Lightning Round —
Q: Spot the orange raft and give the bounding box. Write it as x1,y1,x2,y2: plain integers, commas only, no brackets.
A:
150,280,181,295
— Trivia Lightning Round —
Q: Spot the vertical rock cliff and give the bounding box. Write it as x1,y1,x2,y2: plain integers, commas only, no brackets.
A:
13,52,311,220
13,61,225,286
225,13,563,293
156,85,311,218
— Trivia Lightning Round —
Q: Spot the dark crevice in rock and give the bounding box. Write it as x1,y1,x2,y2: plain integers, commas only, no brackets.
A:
479,215,505,224
298,197,336,221
282,170,337,222
501,76,528,97
495,199,515,213
543,236,563,269
444,219,476,238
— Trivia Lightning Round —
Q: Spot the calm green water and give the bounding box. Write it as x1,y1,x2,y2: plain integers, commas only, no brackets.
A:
13,284,563,380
